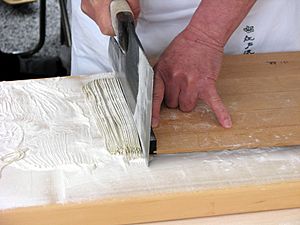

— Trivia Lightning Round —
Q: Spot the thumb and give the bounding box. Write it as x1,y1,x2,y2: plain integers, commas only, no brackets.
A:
152,71,165,128
127,0,140,19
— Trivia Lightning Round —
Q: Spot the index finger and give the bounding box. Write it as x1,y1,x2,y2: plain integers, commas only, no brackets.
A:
127,0,141,19
151,71,165,128
204,86,232,128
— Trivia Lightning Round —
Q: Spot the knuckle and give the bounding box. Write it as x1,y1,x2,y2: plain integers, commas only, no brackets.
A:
154,64,166,78
81,2,87,13
153,93,164,105
171,72,182,80
180,104,194,112
99,26,114,35
210,95,222,103
153,90,162,97
165,99,178,109
153,94,162,103
179,99,196,112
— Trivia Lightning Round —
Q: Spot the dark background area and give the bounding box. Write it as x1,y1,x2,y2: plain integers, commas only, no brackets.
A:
0,0,70,81
0,0,60,57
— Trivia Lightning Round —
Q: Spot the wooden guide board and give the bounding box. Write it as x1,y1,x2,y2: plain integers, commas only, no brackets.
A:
154,52,300,154
1,181,300,225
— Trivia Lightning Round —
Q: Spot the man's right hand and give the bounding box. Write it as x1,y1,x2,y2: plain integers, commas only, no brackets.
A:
81,0,140,36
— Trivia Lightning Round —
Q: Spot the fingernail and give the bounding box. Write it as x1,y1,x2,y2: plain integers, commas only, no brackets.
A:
152,118,159,128
223,118,232,128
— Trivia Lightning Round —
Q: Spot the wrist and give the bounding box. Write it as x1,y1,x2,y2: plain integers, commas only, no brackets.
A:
185,0,256,46
181,25,225,52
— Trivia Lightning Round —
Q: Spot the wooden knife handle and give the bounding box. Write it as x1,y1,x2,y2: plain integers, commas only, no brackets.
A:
110,0,134,36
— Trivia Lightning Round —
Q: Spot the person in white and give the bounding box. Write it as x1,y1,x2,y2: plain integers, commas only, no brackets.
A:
71,0,300,128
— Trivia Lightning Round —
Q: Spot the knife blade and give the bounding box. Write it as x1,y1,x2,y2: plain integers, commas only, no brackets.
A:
109,0,156,165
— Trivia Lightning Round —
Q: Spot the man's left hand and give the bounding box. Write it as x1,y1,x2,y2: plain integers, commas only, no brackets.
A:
151,28,232,129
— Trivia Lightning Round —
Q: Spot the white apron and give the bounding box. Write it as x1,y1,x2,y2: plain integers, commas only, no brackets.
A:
71,0,300,75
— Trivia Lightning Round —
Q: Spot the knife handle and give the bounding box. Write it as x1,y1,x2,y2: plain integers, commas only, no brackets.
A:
110,0,134,36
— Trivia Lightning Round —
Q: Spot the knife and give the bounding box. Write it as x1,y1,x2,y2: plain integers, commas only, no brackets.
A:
109,0,156,165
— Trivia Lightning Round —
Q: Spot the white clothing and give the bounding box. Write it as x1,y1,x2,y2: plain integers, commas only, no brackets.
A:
71,0,300,75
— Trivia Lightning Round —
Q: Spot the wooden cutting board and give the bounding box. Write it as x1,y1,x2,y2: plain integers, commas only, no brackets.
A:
154,52,300,154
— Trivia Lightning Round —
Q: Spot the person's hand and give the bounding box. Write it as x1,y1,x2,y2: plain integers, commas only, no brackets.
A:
152,28,232,129
81,0,140,36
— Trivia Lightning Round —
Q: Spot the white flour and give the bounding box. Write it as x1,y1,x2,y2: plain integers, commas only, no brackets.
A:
0,75,115,172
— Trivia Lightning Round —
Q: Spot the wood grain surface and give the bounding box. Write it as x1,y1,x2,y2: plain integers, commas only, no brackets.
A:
144,208,300,225
154,52,300,154
1,181,300,225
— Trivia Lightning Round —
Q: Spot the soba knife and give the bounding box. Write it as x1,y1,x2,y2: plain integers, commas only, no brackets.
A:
109,0,156,165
